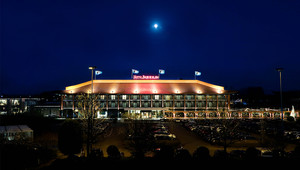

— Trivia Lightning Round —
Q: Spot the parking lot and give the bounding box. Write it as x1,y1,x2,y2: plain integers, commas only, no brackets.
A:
95,120,270,157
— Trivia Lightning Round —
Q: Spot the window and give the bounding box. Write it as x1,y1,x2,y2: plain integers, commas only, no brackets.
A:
164,101,172,107
110,102,116,108
122,95,127,100
100,95,106,100
197,102,205,107
131,95,139,100
142,95,150,100
196,95,205,100
132,102,138,108
175,95,183,100
0,99,7,106
175,101,183,107
153,101,161,107
186,95,194,100
164,95,172,100
11,99,20,105
154,95,160,100
142,102,150,107
100,102,106,108
111,95,116,100
186,102,194,107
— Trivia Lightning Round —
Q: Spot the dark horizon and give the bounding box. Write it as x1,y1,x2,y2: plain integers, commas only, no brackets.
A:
1,0,300,95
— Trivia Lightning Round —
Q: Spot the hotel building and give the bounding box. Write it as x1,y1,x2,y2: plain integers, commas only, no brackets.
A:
61,78,235,119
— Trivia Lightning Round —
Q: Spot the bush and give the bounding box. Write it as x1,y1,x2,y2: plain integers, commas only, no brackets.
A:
58,120,83,156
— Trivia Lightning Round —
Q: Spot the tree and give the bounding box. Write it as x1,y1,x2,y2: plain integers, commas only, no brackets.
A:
193,146,211,160
127,120,155,159
58,120,83,156
76,93,103,157
217,119,240,153
106,145,121,160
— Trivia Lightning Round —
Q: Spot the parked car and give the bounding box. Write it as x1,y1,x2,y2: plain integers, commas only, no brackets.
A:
154,133,176,140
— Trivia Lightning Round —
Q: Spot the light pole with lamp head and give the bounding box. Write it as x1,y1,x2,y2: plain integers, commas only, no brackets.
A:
87,66,96,157
89,66,96,93
276,68,284,121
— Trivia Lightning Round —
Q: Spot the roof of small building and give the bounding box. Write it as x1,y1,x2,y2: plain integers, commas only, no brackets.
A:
0,125,33,133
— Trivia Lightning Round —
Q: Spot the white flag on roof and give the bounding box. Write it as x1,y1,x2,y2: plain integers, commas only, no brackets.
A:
95,70,102,75
132,69,139,74
159,69,165,74
195,71,201,76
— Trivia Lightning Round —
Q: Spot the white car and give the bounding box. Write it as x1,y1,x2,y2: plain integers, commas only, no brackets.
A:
154,133,176,140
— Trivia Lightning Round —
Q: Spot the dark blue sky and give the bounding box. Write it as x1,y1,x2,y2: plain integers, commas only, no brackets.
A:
1,0,300,95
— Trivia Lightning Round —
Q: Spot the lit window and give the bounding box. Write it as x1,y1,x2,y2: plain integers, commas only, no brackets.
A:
100,95,105,100
111,95,116,100
0,99,7,106
122,95,127,100
154,95,159,100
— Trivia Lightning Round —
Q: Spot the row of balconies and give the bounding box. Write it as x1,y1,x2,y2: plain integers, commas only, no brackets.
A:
63,94,228,101
63,101,227,108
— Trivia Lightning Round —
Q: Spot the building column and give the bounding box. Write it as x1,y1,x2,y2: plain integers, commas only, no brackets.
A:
205,95,208,111
117,95,120,110
72,95,75,111
106,94,108,110
139,95,141,108
216,95,218,111
60,95,65,117
227,95,230,110
128,95,131,107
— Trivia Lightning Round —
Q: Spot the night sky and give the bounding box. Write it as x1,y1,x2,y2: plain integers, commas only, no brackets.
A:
1,0,300,95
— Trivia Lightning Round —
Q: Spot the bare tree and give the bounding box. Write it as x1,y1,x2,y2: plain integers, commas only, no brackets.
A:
217,119,240,153
76,93,103,157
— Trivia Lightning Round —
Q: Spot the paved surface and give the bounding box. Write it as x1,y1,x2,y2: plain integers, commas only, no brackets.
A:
96,122,228,157
167,122,226,156
95,123,132,157
95,121,297,157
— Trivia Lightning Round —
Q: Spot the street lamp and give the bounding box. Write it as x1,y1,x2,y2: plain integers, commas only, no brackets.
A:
276,68,283,120
87,66,96,157
89,66,96,93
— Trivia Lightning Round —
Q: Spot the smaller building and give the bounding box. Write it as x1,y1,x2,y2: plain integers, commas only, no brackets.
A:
0,93,61,117
0,96,40,115
0,125,33,141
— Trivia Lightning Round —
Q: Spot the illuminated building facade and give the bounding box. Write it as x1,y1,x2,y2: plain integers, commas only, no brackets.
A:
61,78,235,119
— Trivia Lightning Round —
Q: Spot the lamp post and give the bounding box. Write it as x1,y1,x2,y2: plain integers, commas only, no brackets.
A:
276,68,283,120
89,66,96,93
87,66,96,157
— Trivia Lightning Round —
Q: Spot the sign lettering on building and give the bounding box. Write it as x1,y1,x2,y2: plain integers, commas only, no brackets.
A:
133,75,159,80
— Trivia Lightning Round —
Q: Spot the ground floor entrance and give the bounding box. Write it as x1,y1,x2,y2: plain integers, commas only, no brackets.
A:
127,110,164,119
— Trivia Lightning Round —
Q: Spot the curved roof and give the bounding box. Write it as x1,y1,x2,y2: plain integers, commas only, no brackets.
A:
64,80,232,95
